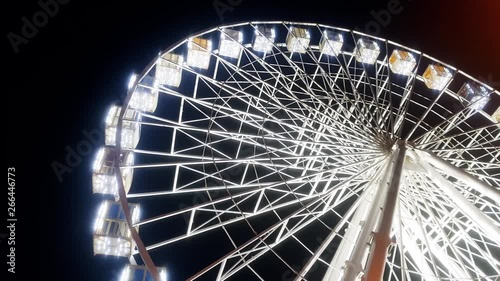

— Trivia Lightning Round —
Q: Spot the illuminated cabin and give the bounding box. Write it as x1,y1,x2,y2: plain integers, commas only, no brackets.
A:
319,30,343,56
423,64,453,91
457,83,490,110
92,146,134,196
93,200,140,257
156,53,183,87
253,26,275,53
129,75,159,113
186,37,212,69
493,106,500,123
389,49,417,76
354,38,380,64
119,265,168,281
219,29,243,59
105,105,141,150
286,26,310,53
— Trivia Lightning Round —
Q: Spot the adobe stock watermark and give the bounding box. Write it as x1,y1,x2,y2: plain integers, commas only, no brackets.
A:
51,128,103,182
7,0,71,54
354,0,411,36
213,0,244,22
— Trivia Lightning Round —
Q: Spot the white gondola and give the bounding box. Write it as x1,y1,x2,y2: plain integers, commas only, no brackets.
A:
423,64,453,90
319,30,343,56
156,53,183,87
92,146,134,196
389,49,417,76
93,200,140,257
286,26,310,53
105,105,141,150
186,37,212,69
252,26,275,53
354,38,380,64
219,29,243,59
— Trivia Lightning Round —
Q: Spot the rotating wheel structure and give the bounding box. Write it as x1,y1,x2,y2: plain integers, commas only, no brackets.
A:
91,21,500,281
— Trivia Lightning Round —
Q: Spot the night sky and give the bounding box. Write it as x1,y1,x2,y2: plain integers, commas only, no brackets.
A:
4,0,500,280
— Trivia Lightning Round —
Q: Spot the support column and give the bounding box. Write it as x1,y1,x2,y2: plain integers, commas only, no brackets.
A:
322,166,386,281
341,142,405,281
415,149,500,203
415,150,500,246
363,141,406,281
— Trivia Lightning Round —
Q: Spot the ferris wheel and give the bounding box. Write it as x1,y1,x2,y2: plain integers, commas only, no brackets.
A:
91,21,500,281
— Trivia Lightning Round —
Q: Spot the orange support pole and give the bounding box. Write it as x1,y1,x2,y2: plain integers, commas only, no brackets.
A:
364,142,406,281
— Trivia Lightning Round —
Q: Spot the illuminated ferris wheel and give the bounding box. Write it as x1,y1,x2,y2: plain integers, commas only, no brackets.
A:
91,21,500,281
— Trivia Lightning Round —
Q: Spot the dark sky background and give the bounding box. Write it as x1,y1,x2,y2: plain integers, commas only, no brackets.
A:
4,0,500,280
